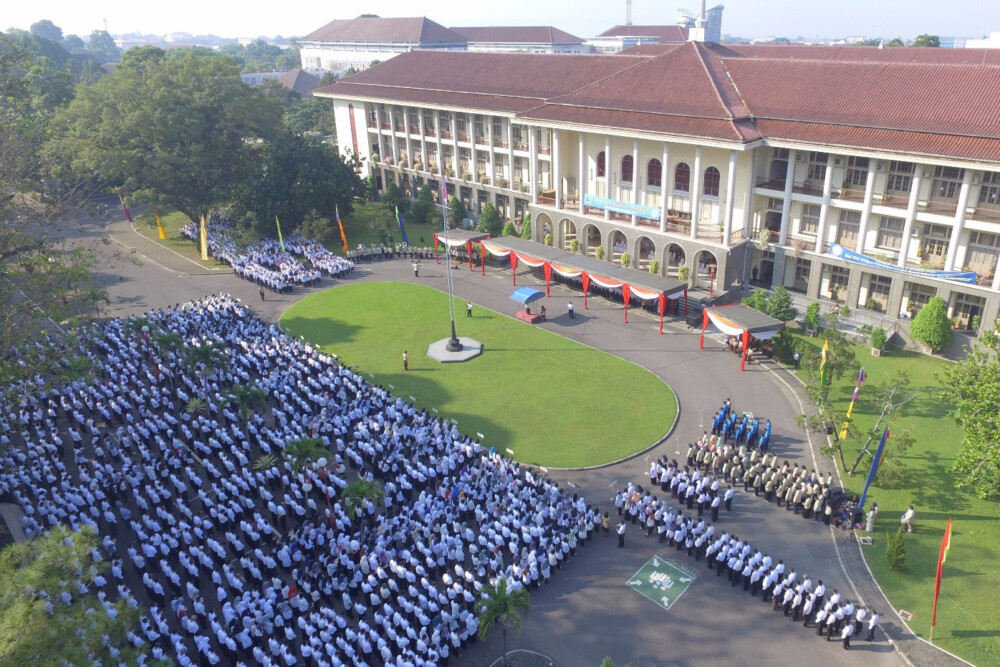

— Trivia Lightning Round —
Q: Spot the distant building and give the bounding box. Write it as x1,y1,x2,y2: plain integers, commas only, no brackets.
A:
276,69,320,96
241,71,284,86
965,32,1000,48
587,25,688,54
450,26,587,54
677,4,724,44
299,15,467,73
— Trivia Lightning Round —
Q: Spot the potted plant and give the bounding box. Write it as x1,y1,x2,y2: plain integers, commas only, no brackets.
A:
594,245,605,260
865,297,880,311
543,233,553,246
649,259,660,275
569,239,579,254
462,171,472,181
870,327,888,356
678,265,691,285
620,252,631,268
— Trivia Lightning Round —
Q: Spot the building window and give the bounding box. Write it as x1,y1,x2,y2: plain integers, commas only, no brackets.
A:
647,159,662,188
876,217,904,250
978,171,1000,207
674,162,691,193
621,155,634,184
492,117,502,137
967,231,999,273
952,293,986,329
904,282,936,315
596,151,606,178
703,167,720,198
932,166,964,200
825,265,850,301
799,204,820,235
921,224,950,266
474,115,485,140
807,152,828,181
836,210,861,250
793,258,811,292
844,156,869,188
886,161,914,193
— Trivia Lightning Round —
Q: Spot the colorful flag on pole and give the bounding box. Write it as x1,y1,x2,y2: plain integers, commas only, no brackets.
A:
396,206,408,244
199,214,209,261
819,339,830,386
839,367,867,440
335,205,349,253
931,518,953,628
275,215,286,252
153,205,167,240
858,425,889,509
115,188,134,224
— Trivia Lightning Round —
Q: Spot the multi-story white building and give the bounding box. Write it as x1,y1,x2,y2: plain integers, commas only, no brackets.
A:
450,26,587,54
315,42,1000,333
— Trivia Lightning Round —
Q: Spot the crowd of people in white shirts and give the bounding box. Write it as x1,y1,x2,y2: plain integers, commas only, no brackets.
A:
0,294,593,666
180,216,354,293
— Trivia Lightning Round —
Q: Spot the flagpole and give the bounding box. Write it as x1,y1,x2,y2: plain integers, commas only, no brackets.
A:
437,176,461,352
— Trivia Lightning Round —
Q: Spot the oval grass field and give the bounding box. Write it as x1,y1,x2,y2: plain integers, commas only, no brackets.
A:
280,282,676,468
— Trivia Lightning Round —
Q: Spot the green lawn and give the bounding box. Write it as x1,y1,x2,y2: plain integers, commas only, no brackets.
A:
789,329,1000,665
280,282,677,468
132,209,229,269
339,202,443,252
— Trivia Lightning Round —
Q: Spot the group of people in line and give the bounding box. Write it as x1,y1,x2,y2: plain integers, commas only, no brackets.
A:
0,294,592,666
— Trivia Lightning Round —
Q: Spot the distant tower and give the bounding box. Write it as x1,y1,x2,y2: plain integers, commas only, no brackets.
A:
627,0,632,26
103,17,109,33
682,3,723,43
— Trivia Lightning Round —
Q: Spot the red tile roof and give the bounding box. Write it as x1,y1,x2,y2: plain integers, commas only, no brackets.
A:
598,25,689,42
449,26,583,44
727,44,1000,66
303,16,466,45
276,69,320,96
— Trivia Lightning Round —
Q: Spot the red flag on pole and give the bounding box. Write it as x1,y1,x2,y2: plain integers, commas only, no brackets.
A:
931,518,953,629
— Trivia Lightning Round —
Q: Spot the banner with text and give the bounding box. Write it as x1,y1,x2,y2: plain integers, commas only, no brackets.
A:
828,243,978,285
584,194,661,221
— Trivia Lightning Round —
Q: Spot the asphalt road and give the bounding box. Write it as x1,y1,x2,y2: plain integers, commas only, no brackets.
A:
77,212,908,667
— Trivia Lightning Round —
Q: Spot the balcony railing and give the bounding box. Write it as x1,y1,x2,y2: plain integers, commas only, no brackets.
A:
664,221,691,235
474,135,488,145
836,187,866,202
873,192,910,208
380,122,391,130
439,130,453,140
393,124,405,133
755,177,786,191
791,182,825,197
456,132,470,143
972,206,1000,222
512,141,529,152
537,145,551,155
919,199,959,216
492,137,509,149
367,120,377,129
423,128,436,138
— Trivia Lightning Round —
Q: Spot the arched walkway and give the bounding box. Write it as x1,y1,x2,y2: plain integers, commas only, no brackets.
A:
610,230,628,264
695,249,718,290
583,224,602,258
635,236,656,272
535,212,552,244
560,218,578,252
664,243,686,278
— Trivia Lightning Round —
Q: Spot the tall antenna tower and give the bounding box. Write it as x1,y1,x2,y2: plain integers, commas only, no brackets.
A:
103,17,109,33
627,0,632,26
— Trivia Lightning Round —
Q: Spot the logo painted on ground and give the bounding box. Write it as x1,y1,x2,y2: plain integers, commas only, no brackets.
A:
627,554,699,611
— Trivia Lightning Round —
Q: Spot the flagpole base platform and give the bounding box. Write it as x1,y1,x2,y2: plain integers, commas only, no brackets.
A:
427,337,482,363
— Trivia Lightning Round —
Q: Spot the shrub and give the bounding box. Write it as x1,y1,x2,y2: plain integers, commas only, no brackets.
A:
677,265,690,283
595,245,605,260
569,238,579,253
886,527,906,570
520,213,532,240
804,302,822,332
649,259,660,275
870,327,888,350
765,285,798,321
620,252,631,268
742,288,768,312
909,296,952,351
502,221,517,237
477,203,502,237
543,233,553,246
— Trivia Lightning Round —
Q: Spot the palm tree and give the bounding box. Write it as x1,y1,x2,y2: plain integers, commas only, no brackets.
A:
251,454,280,472
185,396,207,415
477,577,531,666
226,384,268,423
283,436,328,475
183,341,229,390
341,478,384,520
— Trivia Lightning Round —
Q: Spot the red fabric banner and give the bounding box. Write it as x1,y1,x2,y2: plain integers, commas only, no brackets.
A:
700,309,709,348
480,244,486,275
622,284,631,323
544,262,552,296
932,518,953,628
581,273,590,309
740,330,750,372
658,294,665,335
433,235,440,264
510,253,518,285
466,241,474,270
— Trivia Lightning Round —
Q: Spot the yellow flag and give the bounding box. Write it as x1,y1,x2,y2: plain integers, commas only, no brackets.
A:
199,214,209,261
154,205,167,240
275,215,286,252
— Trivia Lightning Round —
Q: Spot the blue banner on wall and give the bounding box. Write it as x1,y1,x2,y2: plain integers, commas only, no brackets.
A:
583,194,661,221
828,243,978,285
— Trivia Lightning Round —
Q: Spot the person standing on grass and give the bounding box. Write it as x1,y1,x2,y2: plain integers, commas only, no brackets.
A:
901,505,915,533
866,503,878,532
402,351,408,371
466,302,472,318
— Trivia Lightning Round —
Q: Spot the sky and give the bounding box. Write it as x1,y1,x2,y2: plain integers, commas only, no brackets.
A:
4,0,999,41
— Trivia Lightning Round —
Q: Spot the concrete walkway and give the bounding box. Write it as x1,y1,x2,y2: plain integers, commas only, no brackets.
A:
79,213,968,666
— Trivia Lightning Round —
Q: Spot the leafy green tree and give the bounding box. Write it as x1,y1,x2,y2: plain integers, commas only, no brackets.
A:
765,285,798,321
886,37,905,47
620,251,631,268
183,341,229,391
29,20,63,44
803,302,822,332
380,182,410,217
85,30,120,63
62,34,85,52
520,212,532,240
231,130,363,237
448,195,466,225
0,525,160,664
912,34,940,47
477,577,531,666
854,38,881,46
226,384,269,424
941,321,1000,498
502,221,517,237
909,296,952,351
742,288,768,312
47,48,282,224
886,527,906,570
284,436,328,474
367,204,397,245
341,478,385,520
409,185,436,226
477,203,502,237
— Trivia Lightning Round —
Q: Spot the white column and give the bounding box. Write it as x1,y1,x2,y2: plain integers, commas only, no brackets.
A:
529,128,538,205
723,149,738,246
856,160,878,254
690,146,703,240
659,142,670,233
451,113,459,175
897,170,923,267
945,170,974,271
778,148,796,245
402,109,411,163
993,266,1000,291
487,116,495,186
435,111,443,179
386,106,395,160
554,129,562,209
814,158,835,253
604,135,612,221
631,139,640,226
578,133,586,214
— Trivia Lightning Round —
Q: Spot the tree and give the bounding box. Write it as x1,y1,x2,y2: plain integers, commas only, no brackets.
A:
854,38,882,46
380,182,410,217
448,195,466,225
409,185,435,226
366,204,397,245
29,20,63,44
742,288,768,312
477,203,503,237
845,371,916,476
226,384,269,424
62,34,85,53
909,296,952,351
502,221,517,237
620,252,631,268
283,436,328,474
520,213,532,240
0,525,160,664
231,130,364,237
47,48,282,225
886,527,906,570
797,326,860,470
803,302,822,333
85,30,120,63
886,37,905,47
340,478,384,520
477,577,531,667
941,321,1000,498
183,341,229,390
765,285,798,321
912,34,940,48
